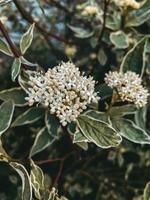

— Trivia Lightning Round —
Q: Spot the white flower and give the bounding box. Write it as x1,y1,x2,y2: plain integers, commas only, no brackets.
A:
81,5,99,16
105,71,149,107
26,61,100,126
114,0,142,9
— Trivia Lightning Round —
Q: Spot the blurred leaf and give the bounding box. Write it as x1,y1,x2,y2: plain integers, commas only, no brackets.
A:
30,127,55,157
77,115,122,148
120,37,147,75
110,104,137,116
110,31,128,49
0,38,13,56
106,14,121,30
20,24,35,54
10,162,32,200
126,0,150,27
11,58,21,82
0,100,14,136
20,56,38,67
30,160,45,199
111,117,150,144
143,181,150,200
45,111,62,139
12,107,45,127
97,49,107,66
0,87,27,107
68,25,94,38
0,139,9,162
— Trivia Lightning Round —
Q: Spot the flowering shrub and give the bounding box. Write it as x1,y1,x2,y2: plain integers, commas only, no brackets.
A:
0,0,150,199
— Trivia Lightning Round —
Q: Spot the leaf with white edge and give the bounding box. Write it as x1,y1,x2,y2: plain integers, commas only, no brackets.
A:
0,87,27,107
11,58,21,82
20,56,38,67
18,74,30,92
68,25,94,38
135,106,147,130
143,181,150,200
30,127,55,157
20,24,35,54
126,0,150,27
106,14,121,31
77,115,122,148
95,83,113,100
0,100,14,135
110,31,128,49
85,110,109,123
110,104,137,116
10,162,32,200
0,38,13,56
45,111,62,139
12,107,45,127
30,160,45,199
111,117,150,144
73,131,89,151
120,37,147,76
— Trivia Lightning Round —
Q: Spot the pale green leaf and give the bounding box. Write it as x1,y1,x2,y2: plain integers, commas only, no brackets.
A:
110,31,128,49
0,87,27,107
126,0,150,27
30,127,55,157
77,115,122,148
10,162,32,200
0,100,14,135
45,111,62,139
111,117,150,144
143,181,150,200
110,104,137,116
106,14,121,30
135,106,147,130
11,58,21,82
20,56,38,67
20,24,35,54
85,110,109,123
0,38,13,56
12,107,45,127
73,131,89,151
120,37,147,76
68,24,94,38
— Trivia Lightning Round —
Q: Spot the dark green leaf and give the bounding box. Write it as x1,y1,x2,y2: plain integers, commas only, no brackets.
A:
0,100,14,135
135,106,147,130
85,110,109,123
77,115,122,148
110,104,137,116
10,162,32,200
120,37,147,75
30,127,55,157
0,38,13,56
12,107,45,127
0,87,27,107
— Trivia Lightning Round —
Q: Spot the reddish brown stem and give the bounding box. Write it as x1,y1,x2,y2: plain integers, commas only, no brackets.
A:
0,20,20,57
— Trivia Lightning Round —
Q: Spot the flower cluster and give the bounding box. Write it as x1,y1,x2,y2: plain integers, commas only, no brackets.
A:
105,71,149,107
25,62,100,126
114,0,142,9
81,5,99,16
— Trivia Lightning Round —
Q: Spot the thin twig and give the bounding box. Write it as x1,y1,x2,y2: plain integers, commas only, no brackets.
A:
13,0,68,43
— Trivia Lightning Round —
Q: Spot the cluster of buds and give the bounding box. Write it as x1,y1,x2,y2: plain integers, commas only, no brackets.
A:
114,0,142,9
25,62,100,126
105,71,149,107
81,5,99,16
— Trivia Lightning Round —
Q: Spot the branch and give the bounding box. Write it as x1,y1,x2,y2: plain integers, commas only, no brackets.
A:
0,20,20,57
13,0,68,43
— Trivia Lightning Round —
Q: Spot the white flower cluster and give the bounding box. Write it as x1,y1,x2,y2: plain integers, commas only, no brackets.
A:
105,71,149,107
114,0,142,9
81,5,99,16
26,61,100,126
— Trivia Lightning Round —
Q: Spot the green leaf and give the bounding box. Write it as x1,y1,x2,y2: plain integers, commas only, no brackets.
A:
73,131,89,151
110,31,128,49
20,56,38,67
11,58,21,82
10,162,32,200
135,106,147,130
85,110,109,123
30,127,55,157
45,111,62,139
77,115,122,148
0,38,13,56
110,104,137,116
18,74,30,92
111,117,150,144
20,24,35,54
143,181,150,200
0,139,10,162
95,83,113,100
68,25,94,38
12,107,45,127
97,49,107,66
106,14,121,31
0,100,14,136
120,37,147,76
30,160,45,199
126,0,150,27
0,87,27,107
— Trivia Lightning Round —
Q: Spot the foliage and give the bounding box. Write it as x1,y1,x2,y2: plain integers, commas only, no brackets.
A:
0,0,150,199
